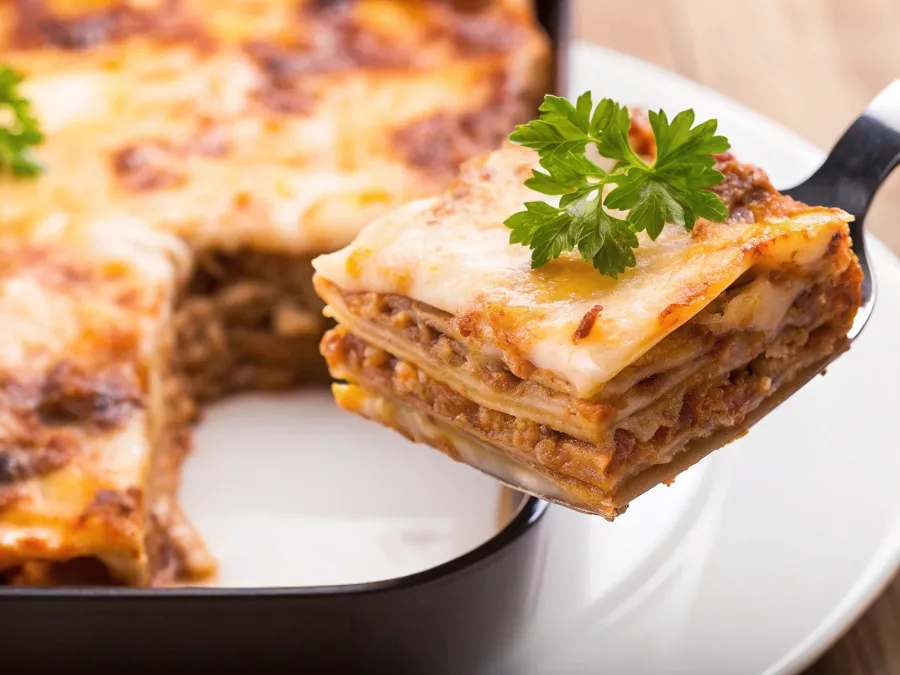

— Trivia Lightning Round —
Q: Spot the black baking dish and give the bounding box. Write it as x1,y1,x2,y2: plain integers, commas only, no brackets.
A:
1,495,550,674
0,3,570,674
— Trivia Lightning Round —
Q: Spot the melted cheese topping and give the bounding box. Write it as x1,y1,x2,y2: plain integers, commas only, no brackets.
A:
0,0,551,586
0,219,180,584
313,145,853,398
0,0,550,255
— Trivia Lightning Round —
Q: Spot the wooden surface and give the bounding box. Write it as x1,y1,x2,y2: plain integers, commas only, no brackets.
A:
574,2,900,673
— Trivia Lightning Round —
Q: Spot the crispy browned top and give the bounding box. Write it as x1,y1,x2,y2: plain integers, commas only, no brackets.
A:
0,235,162,497
1,0,550,255
391,74,535,180
4,0,535,59
0,361,141,483
0,224,180,581
7,0,201,50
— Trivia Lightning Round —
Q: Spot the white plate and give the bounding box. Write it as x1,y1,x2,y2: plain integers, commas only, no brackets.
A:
497,43,900,675
177,40,900,675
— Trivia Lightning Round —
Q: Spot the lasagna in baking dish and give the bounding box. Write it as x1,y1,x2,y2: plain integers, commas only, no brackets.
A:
1,0,550,405
0,0,550,584
0,221,212,585
313,141,864,518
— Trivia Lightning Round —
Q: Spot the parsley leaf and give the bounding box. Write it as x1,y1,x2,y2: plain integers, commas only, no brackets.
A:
509,92,594,157
571,191,638,277
0,66,44,178
505,93,731,278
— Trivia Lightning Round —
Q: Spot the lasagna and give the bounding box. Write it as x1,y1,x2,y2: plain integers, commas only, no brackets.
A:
312,140,864,519
0,220,213,585
0,0,550,584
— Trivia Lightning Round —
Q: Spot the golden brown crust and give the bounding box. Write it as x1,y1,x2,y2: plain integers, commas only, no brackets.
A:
111,128,231,193
5,0,536,56
0,0,550,586
1,0,550,256
36,362,143,429
0,430,76,487
391,80,536,181
7,0,204,51
0,361,143,512
0,224,181,585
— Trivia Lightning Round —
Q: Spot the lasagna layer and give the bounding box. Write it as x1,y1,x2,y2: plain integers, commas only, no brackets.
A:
313,145,864,518
316,237,852,446
172,250,328,420
0,225,213,585
322,258,858,514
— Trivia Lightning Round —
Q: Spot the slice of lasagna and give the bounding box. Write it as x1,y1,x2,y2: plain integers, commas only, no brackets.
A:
0,220,213,585
313,143,863,518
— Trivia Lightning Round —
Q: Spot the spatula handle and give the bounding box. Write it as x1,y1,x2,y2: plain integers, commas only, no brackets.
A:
786,80,900,223
783,80,900,315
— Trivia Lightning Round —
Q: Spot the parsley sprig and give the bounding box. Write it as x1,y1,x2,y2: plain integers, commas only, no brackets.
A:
505,93,731,278
0,66,44,178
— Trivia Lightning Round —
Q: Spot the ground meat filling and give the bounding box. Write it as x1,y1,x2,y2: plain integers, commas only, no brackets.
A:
322,265,859,493
322,246,851,419
172,249,330,420
326,286,578,396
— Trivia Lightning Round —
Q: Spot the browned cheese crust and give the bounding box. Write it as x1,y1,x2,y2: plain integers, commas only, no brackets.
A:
0,0,551,585
1,0,550,398
0,233,212,585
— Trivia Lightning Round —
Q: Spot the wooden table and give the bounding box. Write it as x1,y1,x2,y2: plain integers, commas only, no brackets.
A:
575,2,900,673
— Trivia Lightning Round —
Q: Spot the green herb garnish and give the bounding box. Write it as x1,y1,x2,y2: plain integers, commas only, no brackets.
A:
0,66,44,178
505,93,730,278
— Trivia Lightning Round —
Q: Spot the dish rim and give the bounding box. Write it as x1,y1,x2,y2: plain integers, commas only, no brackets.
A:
0,495,549,599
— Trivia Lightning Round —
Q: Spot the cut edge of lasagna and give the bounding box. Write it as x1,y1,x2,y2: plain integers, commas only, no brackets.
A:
0,223,215,586
1,0,552,420
311,140,864,519
0,0,552,586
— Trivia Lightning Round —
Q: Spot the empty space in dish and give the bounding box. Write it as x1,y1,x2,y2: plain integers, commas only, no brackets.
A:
180,389,525,588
